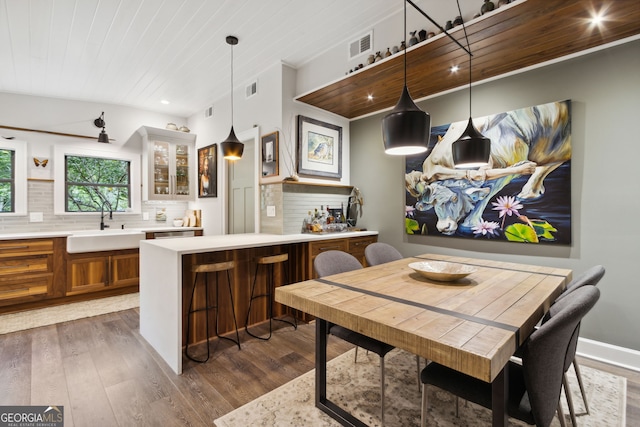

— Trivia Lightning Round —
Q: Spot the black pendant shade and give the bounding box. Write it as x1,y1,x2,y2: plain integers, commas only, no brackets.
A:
452,117,491,168
382,85,430,155
221,126,244,160
94,111,109,143
221,35,243,160
97,129,109,143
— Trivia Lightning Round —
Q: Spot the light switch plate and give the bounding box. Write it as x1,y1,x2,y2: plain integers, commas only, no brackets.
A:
29,212,44,222
267,205,276,217
143,212,149,220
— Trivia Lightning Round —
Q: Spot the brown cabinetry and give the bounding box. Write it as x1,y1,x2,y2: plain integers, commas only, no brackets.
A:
0,238,62,307
67,249,139,296
307,235,377,278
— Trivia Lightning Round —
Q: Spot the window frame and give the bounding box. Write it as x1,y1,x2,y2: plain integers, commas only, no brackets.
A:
0,139,27,216
54,145,141,215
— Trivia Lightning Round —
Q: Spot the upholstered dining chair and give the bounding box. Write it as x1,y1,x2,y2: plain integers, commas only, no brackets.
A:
420,285,600,427
364,242,403,266
314,250,395,424
546,265,605,426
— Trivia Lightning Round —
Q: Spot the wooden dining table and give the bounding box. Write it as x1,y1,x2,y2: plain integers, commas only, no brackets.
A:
274,253,572,427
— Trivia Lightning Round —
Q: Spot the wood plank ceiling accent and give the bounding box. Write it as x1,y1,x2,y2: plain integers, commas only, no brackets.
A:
296,0,640,120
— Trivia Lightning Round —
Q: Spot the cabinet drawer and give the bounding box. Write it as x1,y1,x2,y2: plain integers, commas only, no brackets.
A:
0,255,51,276
0,239,54,258
347,236,377,253
309,239,348,257
0,274,53,303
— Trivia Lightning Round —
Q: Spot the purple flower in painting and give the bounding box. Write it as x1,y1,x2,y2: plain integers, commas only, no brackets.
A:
491,195,523,218
405,205,416,218
472,219,500,236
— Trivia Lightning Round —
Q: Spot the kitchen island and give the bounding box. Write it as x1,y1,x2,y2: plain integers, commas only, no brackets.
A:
139,231,377,374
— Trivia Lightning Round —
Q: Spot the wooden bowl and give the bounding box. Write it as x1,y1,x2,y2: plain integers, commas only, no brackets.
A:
408,261,476,282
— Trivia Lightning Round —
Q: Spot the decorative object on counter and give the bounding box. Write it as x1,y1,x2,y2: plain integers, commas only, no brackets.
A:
165,123,178,130
399,40,406,50
480,0,495,14
451,0,491,169
197,143,217,197
179,125,190,133
381,0,431,156
374,51,382,62
156,208,167,222
444,20,453,30
93,111,109,143
346,187,364,227
220,35,244,160
173,219,184,227
260,131,279,178
384,48,392,58
497,0,510,7
367,54,375,64
392,45,399,54
408,30,418,46
428,31,436,38
453,15,463,26
296,115,342,179
194,209,202,227
418,29,427,42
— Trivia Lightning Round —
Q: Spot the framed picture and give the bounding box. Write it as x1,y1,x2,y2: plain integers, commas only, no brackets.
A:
261,131,279,178
297,115,342,179
197,143,217,198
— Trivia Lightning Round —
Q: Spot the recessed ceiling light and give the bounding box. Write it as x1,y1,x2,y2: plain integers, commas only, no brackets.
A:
367,94,374,101
160,99,170,105
590,12,604,26
450,65,460,73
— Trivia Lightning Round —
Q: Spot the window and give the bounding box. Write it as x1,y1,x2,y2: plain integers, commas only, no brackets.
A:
0,149,15,212
65,155,131,212
54,146,141,215
0,140,26,215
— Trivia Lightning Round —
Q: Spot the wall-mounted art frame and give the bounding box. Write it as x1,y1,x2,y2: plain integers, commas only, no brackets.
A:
297,115,342,179
197,143,217,198
261,131,279,178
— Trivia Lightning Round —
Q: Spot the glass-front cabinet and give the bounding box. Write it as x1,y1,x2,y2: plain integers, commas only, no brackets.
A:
138,126,197,201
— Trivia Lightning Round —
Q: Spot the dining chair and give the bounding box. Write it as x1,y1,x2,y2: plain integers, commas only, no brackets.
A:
546,265,605,425
364,242,423,391
314,250,395,424
364,242,403,266
420,285,600,427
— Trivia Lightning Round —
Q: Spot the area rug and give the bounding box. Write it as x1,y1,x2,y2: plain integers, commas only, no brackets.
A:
0,292,139,334
214,348,626,427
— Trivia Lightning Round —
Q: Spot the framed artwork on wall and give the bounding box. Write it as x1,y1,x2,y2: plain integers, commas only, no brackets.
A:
297,115,342,179
261,131,279,178
197,143,217,198
404,99,572,244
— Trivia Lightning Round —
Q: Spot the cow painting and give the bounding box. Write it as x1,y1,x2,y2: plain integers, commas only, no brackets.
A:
405,100,571,244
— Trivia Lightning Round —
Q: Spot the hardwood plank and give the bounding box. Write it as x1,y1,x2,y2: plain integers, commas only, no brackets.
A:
0,332,32,405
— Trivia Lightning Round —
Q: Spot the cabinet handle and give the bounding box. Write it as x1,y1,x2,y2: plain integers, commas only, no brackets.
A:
0,246,29,251
319,245,342,251
0,264,29,269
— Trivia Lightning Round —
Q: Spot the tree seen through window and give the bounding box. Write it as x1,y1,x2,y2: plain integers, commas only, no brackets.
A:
65,155,131,212
0,149,15,212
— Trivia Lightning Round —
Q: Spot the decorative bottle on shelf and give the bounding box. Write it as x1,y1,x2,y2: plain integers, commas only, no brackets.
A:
453,16,463,26
408,31,418,47
374,51,382,62
481,0,495,14
445,20,453,31
384,48,392,58
418,29,427,42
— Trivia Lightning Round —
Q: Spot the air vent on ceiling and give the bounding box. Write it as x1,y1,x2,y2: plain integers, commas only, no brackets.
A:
348,31,373,60
245,79,258,99
204,105,213,119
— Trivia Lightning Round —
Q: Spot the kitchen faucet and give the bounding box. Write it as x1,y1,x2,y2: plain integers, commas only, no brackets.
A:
100,200,113,230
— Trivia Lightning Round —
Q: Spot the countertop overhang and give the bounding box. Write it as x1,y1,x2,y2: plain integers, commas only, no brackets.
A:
140,231,378,255
0,226,202,241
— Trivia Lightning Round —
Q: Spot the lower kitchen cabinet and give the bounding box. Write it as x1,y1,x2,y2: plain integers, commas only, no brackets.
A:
307,235,377,278
67,249,139,296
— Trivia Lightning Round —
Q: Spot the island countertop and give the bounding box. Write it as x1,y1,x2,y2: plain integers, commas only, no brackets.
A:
139,230,378,255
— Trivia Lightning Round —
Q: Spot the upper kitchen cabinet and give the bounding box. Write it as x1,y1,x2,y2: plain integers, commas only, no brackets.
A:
137,126,197,201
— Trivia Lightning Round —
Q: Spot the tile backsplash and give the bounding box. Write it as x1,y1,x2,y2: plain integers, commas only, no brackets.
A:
0,180,189,234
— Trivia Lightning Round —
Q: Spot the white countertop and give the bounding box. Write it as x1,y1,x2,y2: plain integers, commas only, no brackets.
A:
0,226,202,241
140,231,378,255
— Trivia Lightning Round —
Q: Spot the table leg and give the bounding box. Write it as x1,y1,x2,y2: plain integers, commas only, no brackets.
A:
315,319,366,427
491,366,508,427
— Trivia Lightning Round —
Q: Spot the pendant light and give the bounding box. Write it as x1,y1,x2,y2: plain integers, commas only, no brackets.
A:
221,35,244,160
94,111,109,143
451,0,491,169
381,1,430,156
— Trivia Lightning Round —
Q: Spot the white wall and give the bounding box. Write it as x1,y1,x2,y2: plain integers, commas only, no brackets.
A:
350,39,640,351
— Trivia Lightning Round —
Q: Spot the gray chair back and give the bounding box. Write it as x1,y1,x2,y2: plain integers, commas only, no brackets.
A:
364,242,403,266
555,265,605,303
522,285,600,427
314,250,363,277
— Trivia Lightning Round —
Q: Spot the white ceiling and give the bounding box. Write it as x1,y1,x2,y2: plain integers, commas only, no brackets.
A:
0,0,477,118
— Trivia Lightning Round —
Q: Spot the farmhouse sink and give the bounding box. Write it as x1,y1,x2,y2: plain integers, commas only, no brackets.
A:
66,229,146,253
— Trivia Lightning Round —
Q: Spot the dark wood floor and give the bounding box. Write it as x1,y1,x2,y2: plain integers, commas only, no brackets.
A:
0,308,638,426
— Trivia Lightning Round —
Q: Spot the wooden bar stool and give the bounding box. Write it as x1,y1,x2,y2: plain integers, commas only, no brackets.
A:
245,253,297,340
185,260,241,363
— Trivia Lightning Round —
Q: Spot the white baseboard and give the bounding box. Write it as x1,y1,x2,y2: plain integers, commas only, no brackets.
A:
577,338,640,372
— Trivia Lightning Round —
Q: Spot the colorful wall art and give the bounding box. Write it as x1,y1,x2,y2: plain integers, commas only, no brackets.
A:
405,100,571,244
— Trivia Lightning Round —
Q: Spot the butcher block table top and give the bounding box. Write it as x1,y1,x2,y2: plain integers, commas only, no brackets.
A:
275,253,571,383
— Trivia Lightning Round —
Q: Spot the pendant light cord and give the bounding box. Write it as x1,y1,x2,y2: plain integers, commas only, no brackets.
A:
230,42,234,126
456,0,473,117
403,0,407,85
